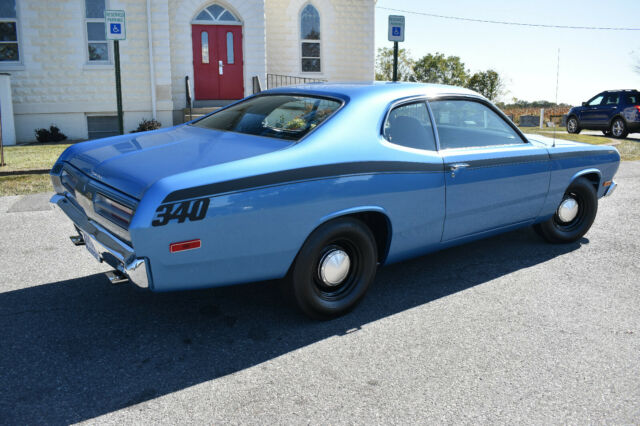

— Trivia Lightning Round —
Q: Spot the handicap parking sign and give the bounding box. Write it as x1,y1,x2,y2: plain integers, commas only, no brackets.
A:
104,10,126,40
388,15,405,42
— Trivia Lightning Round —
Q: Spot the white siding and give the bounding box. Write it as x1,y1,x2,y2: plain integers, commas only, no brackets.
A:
2,0,174,142
265,0,374,83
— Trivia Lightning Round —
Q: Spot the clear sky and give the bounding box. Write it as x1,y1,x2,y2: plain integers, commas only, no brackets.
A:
374,0,640,105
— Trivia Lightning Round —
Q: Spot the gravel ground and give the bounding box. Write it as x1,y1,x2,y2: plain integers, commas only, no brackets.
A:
0,162,639,425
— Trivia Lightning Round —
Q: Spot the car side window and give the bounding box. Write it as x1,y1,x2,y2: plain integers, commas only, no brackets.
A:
429,100,521,149
383,101,436,151
624,94,639,105
603,93,620,105
587,95,604,106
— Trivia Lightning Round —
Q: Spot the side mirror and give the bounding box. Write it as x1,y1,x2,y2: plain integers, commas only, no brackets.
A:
582,102,587,106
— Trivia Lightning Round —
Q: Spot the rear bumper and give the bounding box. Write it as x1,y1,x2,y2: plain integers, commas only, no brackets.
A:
603,180,617,197
51,194,152,289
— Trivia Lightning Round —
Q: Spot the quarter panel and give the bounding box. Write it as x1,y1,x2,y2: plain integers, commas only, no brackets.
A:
130,171,445,291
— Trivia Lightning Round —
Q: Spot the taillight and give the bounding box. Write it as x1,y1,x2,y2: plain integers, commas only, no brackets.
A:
635,105,640,114
94,193,134,228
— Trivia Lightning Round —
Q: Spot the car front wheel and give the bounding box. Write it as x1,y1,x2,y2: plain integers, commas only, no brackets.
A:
567,117,581,134
287,218,378,320
610,118,628,139
534,177,597,244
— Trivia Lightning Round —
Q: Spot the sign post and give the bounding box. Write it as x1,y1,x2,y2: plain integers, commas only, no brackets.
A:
105,10,126,135
388,15,405,82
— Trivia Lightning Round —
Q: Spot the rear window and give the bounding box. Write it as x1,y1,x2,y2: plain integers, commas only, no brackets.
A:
192,95,341,141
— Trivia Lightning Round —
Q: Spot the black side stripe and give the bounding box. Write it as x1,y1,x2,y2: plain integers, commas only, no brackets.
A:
162,161,444,203
445,154,550,169
549,150,617,160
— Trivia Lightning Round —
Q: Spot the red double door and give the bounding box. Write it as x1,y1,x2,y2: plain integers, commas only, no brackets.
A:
192,25,244,100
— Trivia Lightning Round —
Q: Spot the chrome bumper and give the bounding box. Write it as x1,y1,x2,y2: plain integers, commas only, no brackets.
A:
603,180,617,197
51,194,151,289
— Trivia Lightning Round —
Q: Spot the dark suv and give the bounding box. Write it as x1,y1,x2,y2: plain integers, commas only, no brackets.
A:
567,90,640,139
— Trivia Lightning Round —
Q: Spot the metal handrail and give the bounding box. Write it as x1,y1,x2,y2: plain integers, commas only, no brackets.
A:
266,74,326,89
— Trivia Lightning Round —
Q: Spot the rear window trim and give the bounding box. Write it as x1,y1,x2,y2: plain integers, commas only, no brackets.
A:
188,93,346,143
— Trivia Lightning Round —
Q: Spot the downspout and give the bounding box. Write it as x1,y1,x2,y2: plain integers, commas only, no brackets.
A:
146,0,157,119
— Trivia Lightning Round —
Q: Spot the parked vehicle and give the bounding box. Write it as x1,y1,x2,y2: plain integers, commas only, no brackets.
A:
566,89,640,138
50,83,620,319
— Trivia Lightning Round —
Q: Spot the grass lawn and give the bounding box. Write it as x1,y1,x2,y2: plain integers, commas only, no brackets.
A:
0,142,72,172
0,142,74,196
0,174,53,197
520,127,640,161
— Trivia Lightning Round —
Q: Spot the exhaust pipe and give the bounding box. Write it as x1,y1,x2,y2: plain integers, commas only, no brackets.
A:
105,270,129,285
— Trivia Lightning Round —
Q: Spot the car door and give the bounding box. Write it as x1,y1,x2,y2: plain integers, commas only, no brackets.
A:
428,98,551,241
382,100,446,251
600,92,621,127
580,93,605,127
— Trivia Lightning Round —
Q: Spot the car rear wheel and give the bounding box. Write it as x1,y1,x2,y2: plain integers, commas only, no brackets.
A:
610,118,628,139
286,218,377,320
567,117,581,134
534,177,597,244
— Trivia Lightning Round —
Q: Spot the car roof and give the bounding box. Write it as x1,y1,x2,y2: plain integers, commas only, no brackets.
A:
264,81,484,104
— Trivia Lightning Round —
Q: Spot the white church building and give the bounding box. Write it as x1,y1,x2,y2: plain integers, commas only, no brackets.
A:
0,0,375,144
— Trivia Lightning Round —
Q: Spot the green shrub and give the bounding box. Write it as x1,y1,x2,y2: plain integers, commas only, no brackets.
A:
35,125,67,143
131,118,162,133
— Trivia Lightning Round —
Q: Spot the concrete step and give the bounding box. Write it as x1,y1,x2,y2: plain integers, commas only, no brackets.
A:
193,100,236,108
182,107,220,122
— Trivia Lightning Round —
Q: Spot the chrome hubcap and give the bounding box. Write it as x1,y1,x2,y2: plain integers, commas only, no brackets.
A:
318,249,351,286
612,120,623,136
568,119,576,132
557,197,579,223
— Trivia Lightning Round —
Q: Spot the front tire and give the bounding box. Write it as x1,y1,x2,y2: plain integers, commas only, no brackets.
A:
534,177,597,244
287,218,377,320
610,117,628,139
567,117,581,134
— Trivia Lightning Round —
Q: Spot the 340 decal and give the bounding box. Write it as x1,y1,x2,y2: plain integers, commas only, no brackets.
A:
152,198,210,226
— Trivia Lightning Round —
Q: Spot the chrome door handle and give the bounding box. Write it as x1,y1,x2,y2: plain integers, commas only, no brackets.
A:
219,60,223,75
449,163,469,177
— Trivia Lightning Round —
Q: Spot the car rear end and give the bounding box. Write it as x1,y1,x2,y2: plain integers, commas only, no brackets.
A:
622,91,640,133
50,162,151,288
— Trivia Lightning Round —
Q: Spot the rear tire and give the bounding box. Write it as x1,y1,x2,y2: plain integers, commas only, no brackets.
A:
567,117,581,134
534,177,597,244
287,218,377,320
610,117,628,139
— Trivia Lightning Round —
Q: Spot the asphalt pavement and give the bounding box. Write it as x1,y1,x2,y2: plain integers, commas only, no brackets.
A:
0,162,639,424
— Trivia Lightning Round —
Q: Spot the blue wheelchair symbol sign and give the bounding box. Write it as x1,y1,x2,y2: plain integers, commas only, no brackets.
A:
110,23,121,34
392,26,401,37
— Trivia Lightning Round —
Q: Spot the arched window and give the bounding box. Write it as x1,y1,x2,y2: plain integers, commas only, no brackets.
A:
193,4,240,24
300,4,320,72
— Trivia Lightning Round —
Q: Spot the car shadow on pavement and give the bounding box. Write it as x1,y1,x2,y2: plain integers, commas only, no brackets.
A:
0,227,585,424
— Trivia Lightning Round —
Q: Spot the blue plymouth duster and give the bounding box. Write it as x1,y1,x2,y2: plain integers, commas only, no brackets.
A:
50,83,620,319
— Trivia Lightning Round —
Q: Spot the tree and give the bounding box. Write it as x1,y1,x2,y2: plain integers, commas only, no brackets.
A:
466,69,505,101
413,52,469,86
375,47,415,82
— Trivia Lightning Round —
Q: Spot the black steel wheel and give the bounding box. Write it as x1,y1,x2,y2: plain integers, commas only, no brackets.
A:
610,117,628,139
287,217,377,320
566,117,581,134
534,177,597,244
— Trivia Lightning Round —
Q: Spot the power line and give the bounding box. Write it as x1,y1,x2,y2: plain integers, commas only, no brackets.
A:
376,6,640,31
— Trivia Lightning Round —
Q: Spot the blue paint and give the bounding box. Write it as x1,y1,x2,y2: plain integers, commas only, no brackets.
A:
51,83,621,292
